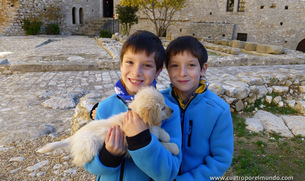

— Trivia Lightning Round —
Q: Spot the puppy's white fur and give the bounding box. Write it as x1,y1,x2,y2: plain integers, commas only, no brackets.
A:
37,87,179,166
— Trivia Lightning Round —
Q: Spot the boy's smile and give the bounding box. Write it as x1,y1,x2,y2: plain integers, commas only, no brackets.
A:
167,51,207,100
121,49,161,95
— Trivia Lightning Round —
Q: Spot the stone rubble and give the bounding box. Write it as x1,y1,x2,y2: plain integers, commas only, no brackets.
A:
0,36,304,180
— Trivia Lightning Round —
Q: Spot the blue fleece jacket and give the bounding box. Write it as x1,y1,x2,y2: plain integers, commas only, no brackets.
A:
84,93,182,181
162,87,234,181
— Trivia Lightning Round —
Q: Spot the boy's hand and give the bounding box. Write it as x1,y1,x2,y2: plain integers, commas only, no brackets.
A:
123,110,148,137
91,109,96,120
105,125,126,156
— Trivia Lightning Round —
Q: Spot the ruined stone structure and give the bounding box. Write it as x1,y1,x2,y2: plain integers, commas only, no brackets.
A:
1,0,305,52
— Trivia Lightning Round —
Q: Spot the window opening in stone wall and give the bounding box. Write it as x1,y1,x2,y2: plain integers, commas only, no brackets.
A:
226,0,234,12
285,6,288,10
79,8,84,24
238,0,245,12
72,7,76,24
237,33,247,41
104,0,113,18
280,22,283,25
260,5,264,9
296,39,305,53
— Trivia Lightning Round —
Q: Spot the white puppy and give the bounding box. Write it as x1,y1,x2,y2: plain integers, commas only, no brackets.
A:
37,87,179,166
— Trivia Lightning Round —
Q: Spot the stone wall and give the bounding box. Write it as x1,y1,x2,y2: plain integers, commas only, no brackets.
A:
190,23,235,39
130,0,305,51
0,0,67,35
0,0,104,35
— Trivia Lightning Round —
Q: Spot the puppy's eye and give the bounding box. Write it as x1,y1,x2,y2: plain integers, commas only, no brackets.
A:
161,106,165,110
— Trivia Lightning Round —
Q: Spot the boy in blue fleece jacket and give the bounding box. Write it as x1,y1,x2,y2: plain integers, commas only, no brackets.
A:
84,30,182,181
162,36,234,180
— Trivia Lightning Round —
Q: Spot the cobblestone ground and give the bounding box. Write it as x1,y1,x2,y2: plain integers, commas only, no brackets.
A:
1,65,304,145
0,35,111,63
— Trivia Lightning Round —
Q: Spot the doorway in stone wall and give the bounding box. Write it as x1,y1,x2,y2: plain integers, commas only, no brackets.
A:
103,0,113,18
296,39,305,53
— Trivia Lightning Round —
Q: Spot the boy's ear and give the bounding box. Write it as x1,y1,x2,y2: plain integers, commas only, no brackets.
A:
200,63,208,76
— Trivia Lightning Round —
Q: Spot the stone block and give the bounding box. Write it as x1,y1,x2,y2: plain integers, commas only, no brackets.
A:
71,92,103,135
284,100,296,108
265,96,273,104
231,48,241,55
230,40,245,49
234,99,244,112
254,110,293,137
272,86,289,95
282,116,305,136
0,59,9,65
295,101,305,115
272,96,282,105
256,44,268,53
209,83,224,95
214,37,222,44
266,45,284,54
221,39,230,46
299,86,305,93
246,118,264,132
244,42,257,51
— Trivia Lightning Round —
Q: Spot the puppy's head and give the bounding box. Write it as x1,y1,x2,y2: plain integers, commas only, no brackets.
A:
128,87,173,126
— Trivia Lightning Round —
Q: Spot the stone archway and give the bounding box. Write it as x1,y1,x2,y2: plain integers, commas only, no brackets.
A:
296,39,305,53
79,8,84,24
72,7,77,24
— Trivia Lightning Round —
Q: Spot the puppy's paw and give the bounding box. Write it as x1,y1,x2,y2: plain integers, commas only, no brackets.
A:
161,142,179,155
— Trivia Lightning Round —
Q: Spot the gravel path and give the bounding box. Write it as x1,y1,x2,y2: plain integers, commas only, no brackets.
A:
0,131,96,180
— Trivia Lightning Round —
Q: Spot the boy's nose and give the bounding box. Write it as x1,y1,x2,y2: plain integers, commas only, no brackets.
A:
132,65,142,75
179,67,187,76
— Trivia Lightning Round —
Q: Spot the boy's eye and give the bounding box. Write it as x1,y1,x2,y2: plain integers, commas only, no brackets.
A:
170,64,178,68
145,64,153,68
125,60,133,64
189,64,196,67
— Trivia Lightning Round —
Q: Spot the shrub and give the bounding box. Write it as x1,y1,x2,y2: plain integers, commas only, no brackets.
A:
22,19,42,35
99,30,112,38
46,23,60,35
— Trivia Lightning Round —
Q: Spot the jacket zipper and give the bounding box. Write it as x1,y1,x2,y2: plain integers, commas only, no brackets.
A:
187,120,193,147
120,159,125,181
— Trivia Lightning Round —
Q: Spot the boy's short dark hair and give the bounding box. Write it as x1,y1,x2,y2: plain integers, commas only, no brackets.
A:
120,30,165,71
165,36,208,69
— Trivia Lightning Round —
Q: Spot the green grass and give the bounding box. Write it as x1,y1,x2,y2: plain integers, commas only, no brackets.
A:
226,113,305,180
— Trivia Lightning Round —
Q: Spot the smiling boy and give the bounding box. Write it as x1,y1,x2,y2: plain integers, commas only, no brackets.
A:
162,36,234,180
84,30,182,181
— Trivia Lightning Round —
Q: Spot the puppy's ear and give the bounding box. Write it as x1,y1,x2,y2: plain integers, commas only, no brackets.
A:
139,104,162,126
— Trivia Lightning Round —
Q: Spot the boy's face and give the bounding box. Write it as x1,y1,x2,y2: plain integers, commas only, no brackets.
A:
120,49,161,95
167,51,207,100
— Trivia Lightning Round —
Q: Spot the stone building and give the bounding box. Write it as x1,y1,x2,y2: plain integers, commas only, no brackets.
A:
131,0,305,52
0,0,118,36
1,0,305,52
